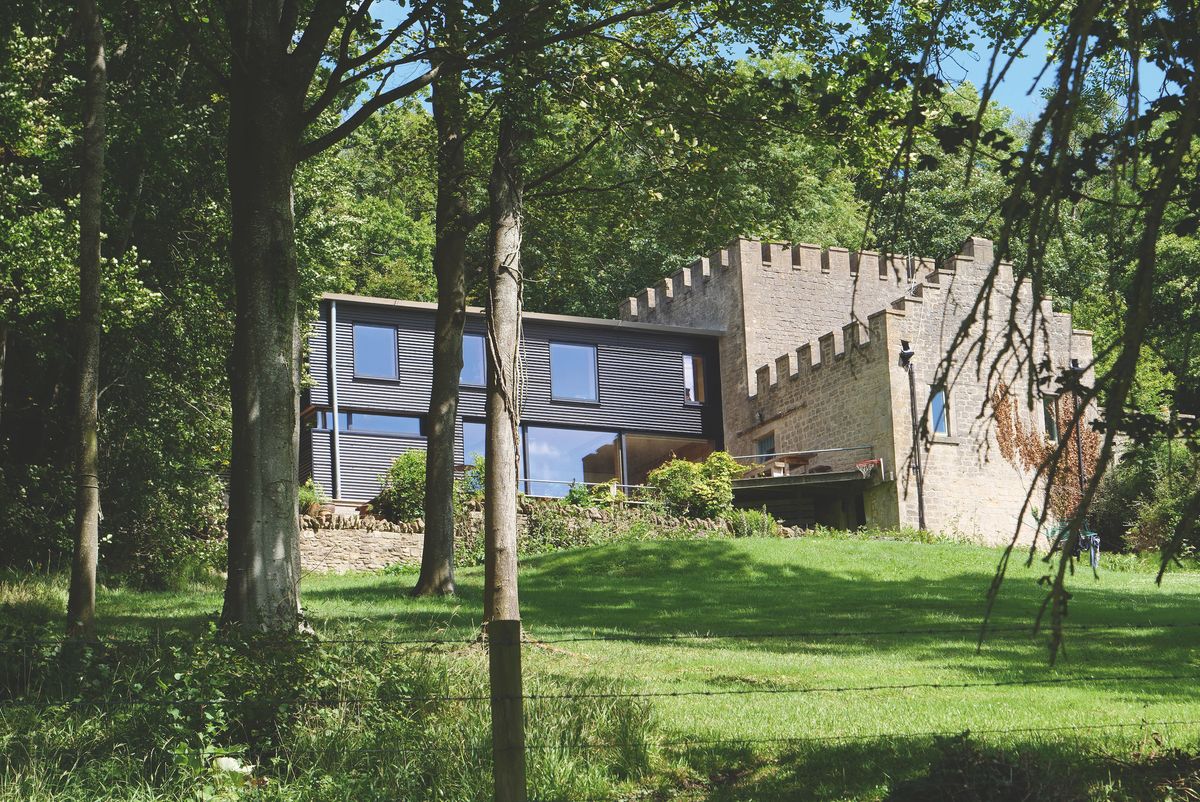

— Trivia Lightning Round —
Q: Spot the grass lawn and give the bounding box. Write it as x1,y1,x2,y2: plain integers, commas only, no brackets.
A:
6,535,1200,800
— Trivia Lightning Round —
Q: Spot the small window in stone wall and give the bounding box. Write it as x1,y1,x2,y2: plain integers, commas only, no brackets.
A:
754,432,776,462
931,388,950,436
1043,396,1060,442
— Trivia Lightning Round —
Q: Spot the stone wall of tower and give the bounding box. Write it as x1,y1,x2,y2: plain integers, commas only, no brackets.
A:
621,234,1095,543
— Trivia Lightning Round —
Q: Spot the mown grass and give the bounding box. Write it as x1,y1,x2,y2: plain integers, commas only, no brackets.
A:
3,534,1200,800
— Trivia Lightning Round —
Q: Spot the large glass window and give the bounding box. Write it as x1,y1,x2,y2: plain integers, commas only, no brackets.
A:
931,388,949,436
683,354,706,405
549,342,598,402
1043,396,1060,442
524,425,620,496
317,410,421,435
463,420,486,463
353,323,398,379
461,334,485,387
623,434,714,486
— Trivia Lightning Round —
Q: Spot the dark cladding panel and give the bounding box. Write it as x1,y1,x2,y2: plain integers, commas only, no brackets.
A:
336,432,426,501
307,309,329,407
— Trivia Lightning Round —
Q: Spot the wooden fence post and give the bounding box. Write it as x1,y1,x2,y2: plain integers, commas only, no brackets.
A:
489,619,527,802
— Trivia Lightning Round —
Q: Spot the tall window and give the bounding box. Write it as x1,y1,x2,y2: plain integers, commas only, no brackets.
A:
683,354,706,405
754,432,775,462
1043,396,1060,442
549,342,598,402
353,323,398,379
461,334,485,387
931,388,949,436
524,425,620,496
463,420,486,463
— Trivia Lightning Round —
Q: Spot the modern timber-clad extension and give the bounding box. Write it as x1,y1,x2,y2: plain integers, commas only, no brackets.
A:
302,297,723,504
301,236,1094,544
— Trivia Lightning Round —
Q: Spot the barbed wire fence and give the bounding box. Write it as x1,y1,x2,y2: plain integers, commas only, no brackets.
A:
3,621,1199,801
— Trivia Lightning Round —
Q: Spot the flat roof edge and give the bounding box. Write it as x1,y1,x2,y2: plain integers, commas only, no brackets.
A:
321,292,724,338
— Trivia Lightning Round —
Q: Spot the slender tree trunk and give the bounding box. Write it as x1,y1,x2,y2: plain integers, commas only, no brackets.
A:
0,319,8,435
483,112,526,623
414,2,469,597
220,13,303,633
67,0,106,638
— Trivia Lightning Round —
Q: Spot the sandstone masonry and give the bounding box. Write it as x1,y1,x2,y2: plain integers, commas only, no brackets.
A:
621,236,1095,544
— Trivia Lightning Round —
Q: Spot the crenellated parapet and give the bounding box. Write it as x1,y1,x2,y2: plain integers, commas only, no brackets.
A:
749,307,896,401
620,244,734,322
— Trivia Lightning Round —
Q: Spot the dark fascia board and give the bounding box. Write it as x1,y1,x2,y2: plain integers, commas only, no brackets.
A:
321,293,725,339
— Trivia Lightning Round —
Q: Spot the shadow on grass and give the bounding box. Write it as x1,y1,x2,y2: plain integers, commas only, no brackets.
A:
301,539,1200,680
663,729,1200,801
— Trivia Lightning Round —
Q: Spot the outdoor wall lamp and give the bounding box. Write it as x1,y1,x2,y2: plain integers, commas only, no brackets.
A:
899,340,927,530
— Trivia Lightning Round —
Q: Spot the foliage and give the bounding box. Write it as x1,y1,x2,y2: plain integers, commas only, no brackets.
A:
991,384,1101,523
726,506,782,538
646,451,745,518
563,482,592,507
1092,440,1200,554
298,479,329,515
0,624,653,802
373,451,427,522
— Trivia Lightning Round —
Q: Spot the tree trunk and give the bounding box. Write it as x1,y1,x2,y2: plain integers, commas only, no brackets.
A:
220,14,303,633
67,0,106,638
0,319,8,436
483,112,526,623
413,2,469,597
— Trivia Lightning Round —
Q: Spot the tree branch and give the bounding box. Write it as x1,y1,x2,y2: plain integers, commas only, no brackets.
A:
298,64,441,160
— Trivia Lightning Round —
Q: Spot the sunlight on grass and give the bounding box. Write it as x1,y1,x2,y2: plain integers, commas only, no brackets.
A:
11,535,1199,800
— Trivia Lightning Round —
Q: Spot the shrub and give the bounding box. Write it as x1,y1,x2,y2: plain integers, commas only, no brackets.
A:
563,482,591,506
373,450,427,522
0,626,655,802
646,451,744,518
727,506,781,538
298,478,328,515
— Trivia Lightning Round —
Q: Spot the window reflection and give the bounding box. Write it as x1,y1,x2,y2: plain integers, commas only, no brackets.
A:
524,425,619,496
353,323,398,379
623,434,714,486
462,334,485,387
550,342,598,402
683,354,706,405
931,389,949,436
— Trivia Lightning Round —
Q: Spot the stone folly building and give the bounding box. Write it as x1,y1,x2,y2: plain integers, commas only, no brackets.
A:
302,236,1093,546
619,237,1094,543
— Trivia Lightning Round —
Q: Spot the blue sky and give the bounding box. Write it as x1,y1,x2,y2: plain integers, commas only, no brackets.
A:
369,4,1164,124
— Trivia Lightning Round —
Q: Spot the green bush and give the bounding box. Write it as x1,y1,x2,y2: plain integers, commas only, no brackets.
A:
0,625,654,802
646,451,744,518
727,506,781,538
563,481,591,506
1091,439,1198,553
373,450,427,522
298,478,329,515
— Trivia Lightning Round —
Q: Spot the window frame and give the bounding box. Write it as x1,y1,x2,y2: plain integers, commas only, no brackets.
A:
754,432,776,463
1042,396,1060,443
316,409,423,437
682,353,706,406
351,322,400,381
461,333,486,388
548,341,600,404
930,386,950,437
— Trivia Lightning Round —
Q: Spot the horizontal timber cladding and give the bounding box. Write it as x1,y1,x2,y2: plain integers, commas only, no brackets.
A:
310,430,333,492
312,299,723,438
307,305,330,406
309,428,427,501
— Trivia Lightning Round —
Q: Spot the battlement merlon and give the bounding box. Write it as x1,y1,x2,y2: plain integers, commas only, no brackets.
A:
749,309,893,399
619,235,1006,322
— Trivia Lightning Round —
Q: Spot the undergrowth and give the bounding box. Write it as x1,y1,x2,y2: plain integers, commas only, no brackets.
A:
0,624,653,802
